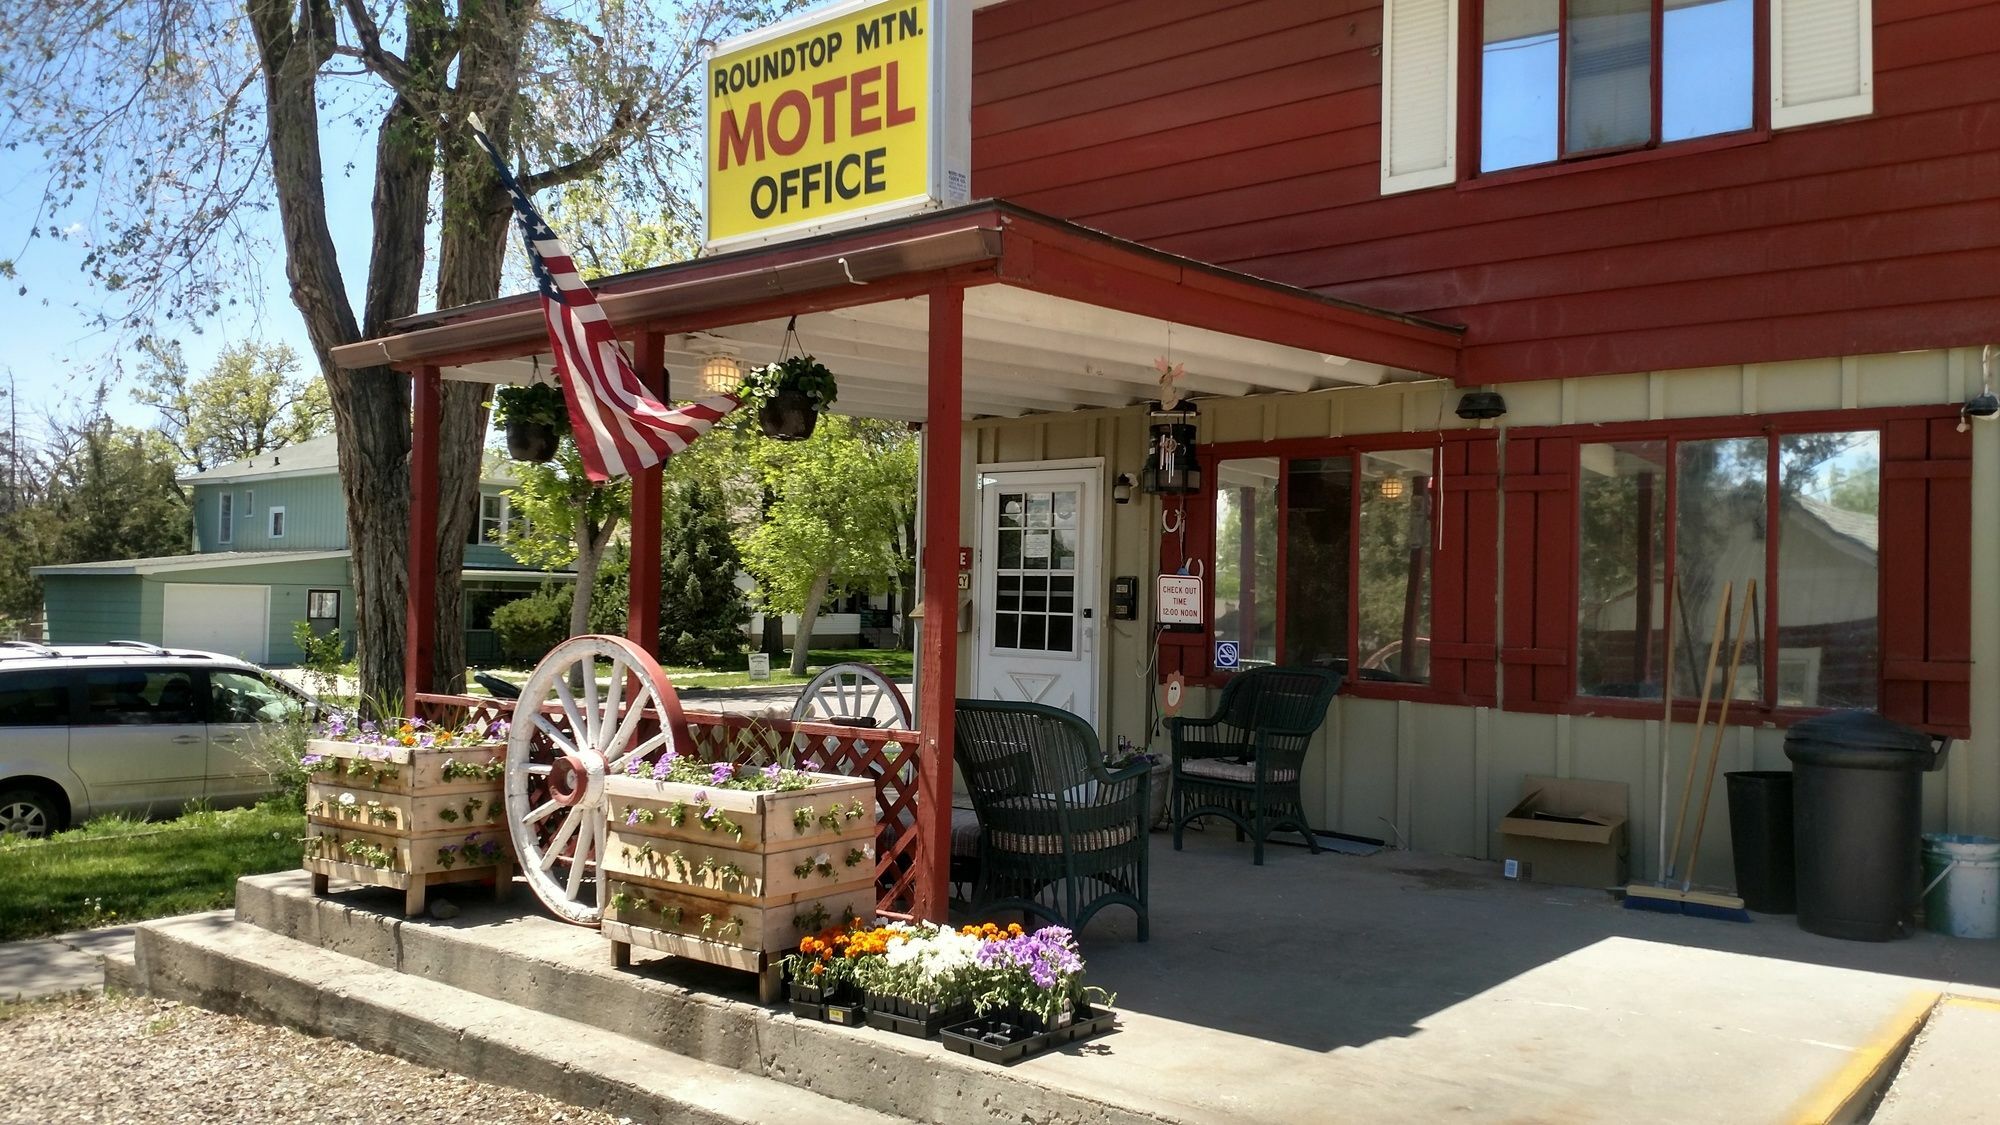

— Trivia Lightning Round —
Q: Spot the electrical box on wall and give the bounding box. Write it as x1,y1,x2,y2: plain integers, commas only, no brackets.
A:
1110,576,1138,620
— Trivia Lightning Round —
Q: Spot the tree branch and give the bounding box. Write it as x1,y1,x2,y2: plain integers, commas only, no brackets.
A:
335,0,429,112
519,102,648,194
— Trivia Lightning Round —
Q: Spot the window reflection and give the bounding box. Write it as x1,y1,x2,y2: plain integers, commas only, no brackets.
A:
1567,0,1653,154
1577,441,1668,698
1357,451,1433,683
1481,0,1559,172
1663,0,1754,142
1283,458,1353,670
1676,436,1767,702
1212,459,1279,669
1776,432,1879,708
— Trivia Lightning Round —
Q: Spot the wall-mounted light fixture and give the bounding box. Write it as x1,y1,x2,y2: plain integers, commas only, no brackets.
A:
1454,390,1508,421
1113,473,1135,505
1141,402,1201,494
1380,476,1406,500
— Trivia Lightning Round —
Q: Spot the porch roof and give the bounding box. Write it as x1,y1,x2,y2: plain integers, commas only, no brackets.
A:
330,202,1465,422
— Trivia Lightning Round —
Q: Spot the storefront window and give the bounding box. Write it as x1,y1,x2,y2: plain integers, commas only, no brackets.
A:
1776,431,1879,708
1211,459,1278,668
1577,440,1668,697
1676,436,1766,702
1282,458,1351,669
1356,451,1432,683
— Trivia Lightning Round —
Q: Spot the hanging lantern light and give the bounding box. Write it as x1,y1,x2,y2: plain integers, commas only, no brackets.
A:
1380,475,1406,500
1140,402,1201,495
697,352,744,398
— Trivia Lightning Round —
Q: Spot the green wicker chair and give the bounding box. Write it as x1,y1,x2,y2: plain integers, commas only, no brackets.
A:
1170,666,1342,865
953,700,1150,941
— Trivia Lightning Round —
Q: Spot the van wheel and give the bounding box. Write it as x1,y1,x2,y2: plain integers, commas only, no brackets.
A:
0,788,58,839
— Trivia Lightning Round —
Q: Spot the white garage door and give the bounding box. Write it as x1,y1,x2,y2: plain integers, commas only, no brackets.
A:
162,584,270,663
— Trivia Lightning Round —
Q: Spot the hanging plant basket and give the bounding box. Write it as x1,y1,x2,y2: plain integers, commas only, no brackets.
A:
504,419,560,462
757,390,820,441
491,382,570,463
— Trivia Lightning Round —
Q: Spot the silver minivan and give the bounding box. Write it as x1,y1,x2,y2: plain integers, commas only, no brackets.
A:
0,641,313,837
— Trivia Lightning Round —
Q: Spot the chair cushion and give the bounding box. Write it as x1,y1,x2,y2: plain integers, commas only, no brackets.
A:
951,807,981,858
1180,758,1299,784
990,822,1137,856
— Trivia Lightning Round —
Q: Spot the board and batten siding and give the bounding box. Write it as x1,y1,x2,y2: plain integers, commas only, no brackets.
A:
970,0,2000,384
192,477,348,552
963,346,1999,883
40,576,146,643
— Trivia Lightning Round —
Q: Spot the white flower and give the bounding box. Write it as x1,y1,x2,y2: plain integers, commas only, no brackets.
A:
337,793,356,807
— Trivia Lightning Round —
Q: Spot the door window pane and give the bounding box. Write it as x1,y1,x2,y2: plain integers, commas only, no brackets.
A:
1283,458,1353,670
1675,437,1767,701
1777,432,1879,708
1567,0,1654,154
0,671,69,727
78,668,202,726
1578,441,1669,698
1662,0,1754,141
1481,0,1560,172
1357,451,1433,683
1212,459,1279,669
989,487,1078,654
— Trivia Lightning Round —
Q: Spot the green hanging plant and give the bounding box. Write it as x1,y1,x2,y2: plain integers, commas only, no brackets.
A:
737,354,838,414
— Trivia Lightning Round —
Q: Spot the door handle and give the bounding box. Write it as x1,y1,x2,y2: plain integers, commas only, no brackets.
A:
212,735,241,746
171,734,203,745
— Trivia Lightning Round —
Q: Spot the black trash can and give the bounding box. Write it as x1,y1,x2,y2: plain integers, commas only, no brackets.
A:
1725,771,1796,914
1785,710,1945,942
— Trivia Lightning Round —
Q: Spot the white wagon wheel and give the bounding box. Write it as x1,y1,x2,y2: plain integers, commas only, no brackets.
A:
505,634,686,926
791,661,913,730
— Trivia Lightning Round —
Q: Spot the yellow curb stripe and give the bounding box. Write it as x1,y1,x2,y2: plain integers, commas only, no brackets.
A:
1942,995,2000,1014
1791,990,1940,1125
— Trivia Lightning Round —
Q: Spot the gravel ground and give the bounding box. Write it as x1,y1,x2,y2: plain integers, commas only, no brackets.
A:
0,993,626,1124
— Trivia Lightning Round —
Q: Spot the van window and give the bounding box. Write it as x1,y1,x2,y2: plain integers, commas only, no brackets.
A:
77,667,202,726
0,670,70,727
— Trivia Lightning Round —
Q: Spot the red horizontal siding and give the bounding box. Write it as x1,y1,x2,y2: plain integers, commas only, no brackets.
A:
971,0,2000,382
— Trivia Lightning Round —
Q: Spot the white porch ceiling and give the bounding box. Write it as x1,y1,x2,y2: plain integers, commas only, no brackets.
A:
445,284,1418,423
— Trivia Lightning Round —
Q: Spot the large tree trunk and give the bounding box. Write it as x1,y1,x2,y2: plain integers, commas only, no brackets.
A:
789,570,831,677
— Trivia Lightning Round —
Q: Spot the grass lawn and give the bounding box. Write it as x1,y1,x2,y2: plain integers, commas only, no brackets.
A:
0,802,304,942
470,647,914,694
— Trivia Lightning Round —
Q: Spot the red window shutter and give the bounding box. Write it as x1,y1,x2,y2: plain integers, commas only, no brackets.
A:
1501,435,1576,710
1880,417,1972,736
1431,435,1500,704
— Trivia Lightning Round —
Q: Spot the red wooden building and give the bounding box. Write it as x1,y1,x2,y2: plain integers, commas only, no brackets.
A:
339,0,1999,914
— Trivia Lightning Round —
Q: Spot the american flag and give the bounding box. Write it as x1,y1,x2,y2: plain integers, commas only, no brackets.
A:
469,119,740,483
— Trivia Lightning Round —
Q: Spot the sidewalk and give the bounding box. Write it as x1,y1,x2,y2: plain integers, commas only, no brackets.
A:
0,924,136,1003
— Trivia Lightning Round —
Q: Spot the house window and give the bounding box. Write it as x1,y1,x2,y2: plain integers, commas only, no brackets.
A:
1211,446,1437,684
218,492,234,545
307,590,340,621
244,489,254,515
268,507,287,539
474,495,508,545
1478,0,1755,173
1575,429,1879,709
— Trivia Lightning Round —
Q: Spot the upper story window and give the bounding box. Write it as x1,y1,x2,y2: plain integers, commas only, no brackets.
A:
218,492,235,545
1380,0,1874,193
1478,0,1755,173
470,494,511,546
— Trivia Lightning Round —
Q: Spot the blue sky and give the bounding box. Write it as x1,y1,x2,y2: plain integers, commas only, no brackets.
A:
0,85,390,435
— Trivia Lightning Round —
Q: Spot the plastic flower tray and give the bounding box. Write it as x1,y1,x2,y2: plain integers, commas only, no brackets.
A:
939,1014,1058,1065
1060,1004,1117,1043
861,995,973,1039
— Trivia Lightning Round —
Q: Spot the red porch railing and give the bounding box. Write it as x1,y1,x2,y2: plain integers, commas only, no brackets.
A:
415,693,929,919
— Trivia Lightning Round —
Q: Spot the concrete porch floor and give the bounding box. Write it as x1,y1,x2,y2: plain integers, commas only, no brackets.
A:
1044,827,2000,1123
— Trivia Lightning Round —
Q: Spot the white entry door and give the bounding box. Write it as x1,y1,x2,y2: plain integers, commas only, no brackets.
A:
974,466,1101,728
162,584,271,663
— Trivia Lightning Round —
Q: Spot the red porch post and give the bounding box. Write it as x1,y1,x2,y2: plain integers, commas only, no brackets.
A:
915,283,964,922
404,365,442,707
626,332,667,655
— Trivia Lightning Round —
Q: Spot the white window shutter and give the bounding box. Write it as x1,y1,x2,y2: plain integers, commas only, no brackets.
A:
1381,0,1459,194
1772,0,1873,129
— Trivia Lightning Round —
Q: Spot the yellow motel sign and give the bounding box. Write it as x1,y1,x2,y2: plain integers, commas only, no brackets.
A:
704,0,971,250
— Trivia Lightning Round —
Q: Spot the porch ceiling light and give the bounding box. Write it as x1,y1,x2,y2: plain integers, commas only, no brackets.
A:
1380,476,1406,500
697,352,744,399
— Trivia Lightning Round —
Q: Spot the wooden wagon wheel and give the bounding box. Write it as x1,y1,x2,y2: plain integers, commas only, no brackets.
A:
505,634,685,926
790,661,913,730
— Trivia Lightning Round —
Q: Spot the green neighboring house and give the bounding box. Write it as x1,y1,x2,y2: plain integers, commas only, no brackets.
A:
31,435,569,666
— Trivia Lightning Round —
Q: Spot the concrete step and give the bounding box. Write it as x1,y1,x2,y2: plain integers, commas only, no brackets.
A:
216,871,1169,1125
134,910,912,1125
1871,997,2000,1125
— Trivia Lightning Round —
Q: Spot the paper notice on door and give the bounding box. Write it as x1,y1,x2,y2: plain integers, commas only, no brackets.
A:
1024,530,1051,560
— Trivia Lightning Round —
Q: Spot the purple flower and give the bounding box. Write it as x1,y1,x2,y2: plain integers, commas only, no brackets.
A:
625,756,643,777
802,759,820,771
494,720,511,736
299,754,325,769
650,759,673,781
700,805,717,822
693,790,708,803
709,762,735,786
418,733,436,748
411,717,427,730
762,763,781,781
625,809,640,826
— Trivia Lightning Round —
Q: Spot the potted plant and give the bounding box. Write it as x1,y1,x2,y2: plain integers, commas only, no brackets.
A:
738,354,837,441
492,382,569,462
939,923,1115,1062
854,921,982,1037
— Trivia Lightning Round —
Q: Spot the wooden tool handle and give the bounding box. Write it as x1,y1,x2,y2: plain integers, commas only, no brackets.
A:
1666,581,1732,880
1684,579,1758,892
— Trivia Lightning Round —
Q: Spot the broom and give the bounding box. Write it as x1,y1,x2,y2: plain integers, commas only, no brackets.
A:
1625,581,1753,921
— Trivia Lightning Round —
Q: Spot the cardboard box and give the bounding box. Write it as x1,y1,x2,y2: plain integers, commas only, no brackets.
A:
1498,776,1629,889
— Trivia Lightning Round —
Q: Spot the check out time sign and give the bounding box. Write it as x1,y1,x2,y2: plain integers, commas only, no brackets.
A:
704,0,971,250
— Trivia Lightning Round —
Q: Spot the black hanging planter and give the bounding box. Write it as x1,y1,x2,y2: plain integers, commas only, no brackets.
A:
504,419,560,462
758,389,820,442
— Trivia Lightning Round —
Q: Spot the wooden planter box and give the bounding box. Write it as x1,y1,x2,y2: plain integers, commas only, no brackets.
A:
600,771,876,1002
301,738,514,916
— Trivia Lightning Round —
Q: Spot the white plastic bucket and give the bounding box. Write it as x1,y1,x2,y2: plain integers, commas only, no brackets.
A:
1921,834,2000,940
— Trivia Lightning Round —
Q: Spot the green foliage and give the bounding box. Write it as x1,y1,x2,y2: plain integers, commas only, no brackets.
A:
491,584,574,665
133,339,331,473
290,621,346,697
491,383,571,431
658,480,750,667
741,417,916,617
738,354,839,414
